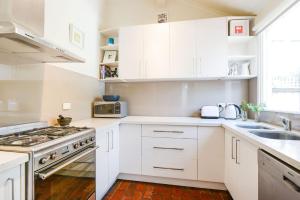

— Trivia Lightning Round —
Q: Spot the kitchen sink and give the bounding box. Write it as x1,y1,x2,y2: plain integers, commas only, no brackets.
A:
236,124,272,130
249,130,300,140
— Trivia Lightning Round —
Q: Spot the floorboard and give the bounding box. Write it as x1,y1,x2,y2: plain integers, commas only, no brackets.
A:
104,180,232,200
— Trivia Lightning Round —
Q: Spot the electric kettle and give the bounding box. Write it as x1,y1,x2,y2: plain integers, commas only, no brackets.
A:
224,104,241,119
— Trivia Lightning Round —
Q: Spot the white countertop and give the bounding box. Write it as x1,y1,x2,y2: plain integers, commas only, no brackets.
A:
0,151,28,172
72,116,300,170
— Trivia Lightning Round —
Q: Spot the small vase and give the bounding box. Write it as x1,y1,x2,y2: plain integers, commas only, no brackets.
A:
254,112,260,122
241,110,248,121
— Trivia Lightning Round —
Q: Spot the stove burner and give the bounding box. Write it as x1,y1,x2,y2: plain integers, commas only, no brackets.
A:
0,126,90,147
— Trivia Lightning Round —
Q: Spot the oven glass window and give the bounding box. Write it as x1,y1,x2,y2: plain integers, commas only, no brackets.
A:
35,151,96,200
95,104,114,114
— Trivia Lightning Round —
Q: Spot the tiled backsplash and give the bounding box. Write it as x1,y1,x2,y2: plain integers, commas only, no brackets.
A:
106,80,249,117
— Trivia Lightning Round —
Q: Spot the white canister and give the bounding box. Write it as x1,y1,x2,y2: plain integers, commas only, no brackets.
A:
240,62,250,76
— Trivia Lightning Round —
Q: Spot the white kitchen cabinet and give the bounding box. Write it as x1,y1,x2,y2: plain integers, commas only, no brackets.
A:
119,124,142,175
197,127,224,182
143,23,170,78
224,130,258,200
0,165,24,200
119,26,144,79
170,21,197,78
195,17,228,77
96,125,119,200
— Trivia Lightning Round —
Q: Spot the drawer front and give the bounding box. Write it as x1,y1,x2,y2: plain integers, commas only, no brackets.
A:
142,125,197,139
142,137,197,180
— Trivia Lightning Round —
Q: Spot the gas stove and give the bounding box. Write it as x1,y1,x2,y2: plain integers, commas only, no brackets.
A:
0,126,91,147
0,122,97,200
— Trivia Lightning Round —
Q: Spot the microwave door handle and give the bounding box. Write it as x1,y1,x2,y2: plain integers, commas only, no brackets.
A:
35,146,99,180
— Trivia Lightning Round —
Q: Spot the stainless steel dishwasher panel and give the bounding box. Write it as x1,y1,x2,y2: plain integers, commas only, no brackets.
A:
258,150,300,200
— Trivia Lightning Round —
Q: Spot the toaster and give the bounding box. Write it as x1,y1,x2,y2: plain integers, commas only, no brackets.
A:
201,106,220,119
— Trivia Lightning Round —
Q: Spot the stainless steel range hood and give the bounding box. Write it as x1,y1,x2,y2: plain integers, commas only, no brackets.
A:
0,22,85,65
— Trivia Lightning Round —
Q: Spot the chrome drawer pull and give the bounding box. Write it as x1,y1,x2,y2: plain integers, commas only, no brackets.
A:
6,178,14,200
153,130,184,134
153,166,184,171
153,147,184,151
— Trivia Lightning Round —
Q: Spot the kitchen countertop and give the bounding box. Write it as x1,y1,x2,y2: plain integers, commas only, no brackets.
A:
0,151,28,172
72,116,300,170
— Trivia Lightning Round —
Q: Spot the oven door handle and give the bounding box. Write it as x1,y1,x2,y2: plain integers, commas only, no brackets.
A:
35,146,99,180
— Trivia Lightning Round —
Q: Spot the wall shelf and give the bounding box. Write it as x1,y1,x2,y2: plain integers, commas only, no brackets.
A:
228,36,255,43
100,61,119,67
99,75,257,83
100,45,119,51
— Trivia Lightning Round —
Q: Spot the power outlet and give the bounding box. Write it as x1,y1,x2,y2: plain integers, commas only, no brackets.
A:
62,103,72,110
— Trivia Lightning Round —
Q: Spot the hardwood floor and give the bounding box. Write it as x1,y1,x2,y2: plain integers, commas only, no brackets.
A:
104,180,232,200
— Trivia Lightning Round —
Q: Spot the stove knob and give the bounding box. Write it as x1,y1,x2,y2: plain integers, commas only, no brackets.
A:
50,153,57,160
73,143,79,149
90,137,95,142
39,157,48,165
85,139,90,144
80,141,85,146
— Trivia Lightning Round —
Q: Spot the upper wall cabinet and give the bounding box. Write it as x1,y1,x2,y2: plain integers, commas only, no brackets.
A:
196,18,228,77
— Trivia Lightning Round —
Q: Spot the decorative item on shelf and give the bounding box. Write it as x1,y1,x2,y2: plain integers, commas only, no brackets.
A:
100,65,118,79
158,12,168,23
103,95,120,102
107,37,115,46
228,61,251,76
228,62,239,76
69,24,85,49
240,62,250,76
102,50,117,63
229,19,250,36
240,100,249,121
248,103,265,122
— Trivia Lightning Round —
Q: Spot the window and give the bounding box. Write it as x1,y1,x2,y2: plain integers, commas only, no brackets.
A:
261,1,300,113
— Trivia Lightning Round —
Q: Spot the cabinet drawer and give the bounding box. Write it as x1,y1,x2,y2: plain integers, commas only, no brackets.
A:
142,137,197,180
142,125,197,139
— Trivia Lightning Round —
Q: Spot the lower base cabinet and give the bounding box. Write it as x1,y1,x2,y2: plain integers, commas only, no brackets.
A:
0,165,25,200
96,125,119,200
224,130,258,200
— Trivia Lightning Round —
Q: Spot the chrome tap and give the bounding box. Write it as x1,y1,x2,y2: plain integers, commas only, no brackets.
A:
280,116,292,131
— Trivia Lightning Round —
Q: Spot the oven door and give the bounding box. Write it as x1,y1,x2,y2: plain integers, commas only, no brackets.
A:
34,146,98,200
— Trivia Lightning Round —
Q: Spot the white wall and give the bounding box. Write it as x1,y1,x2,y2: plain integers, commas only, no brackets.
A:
100,0,231,29
44,0,101,78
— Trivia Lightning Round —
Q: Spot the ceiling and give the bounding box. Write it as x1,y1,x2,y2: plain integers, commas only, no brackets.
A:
173,0,282,16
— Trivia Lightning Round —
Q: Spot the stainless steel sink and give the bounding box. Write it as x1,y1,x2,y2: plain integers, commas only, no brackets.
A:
249,130,300,140
236,124,272,130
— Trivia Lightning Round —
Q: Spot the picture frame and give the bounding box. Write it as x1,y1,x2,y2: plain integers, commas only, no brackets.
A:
69,24,85,49
103,50,117,63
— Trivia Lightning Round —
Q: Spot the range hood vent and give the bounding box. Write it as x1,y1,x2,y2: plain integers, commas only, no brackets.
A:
0,22,85,65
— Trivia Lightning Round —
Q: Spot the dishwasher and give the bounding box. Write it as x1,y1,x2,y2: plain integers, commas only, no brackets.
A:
258,150,300,200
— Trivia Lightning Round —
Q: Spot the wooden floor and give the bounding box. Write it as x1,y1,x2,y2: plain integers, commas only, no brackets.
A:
104,180,232,200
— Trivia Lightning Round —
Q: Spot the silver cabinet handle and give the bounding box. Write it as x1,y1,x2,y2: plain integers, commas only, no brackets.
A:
107,132,110,152
153,147,184,151
153,130,184,134
111,130,114,150
6,178,14,200
236,139,240,164
153,166,184,171
231,136,236,160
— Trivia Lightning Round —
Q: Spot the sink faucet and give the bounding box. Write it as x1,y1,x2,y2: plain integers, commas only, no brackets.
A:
280,116,292,131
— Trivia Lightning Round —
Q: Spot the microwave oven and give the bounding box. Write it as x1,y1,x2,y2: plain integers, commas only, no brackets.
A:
93,101,127,118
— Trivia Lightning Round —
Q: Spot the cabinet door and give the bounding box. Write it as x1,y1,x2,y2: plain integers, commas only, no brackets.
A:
0,165,22,200
196,17,228,77
197,127,224,182
96,129,109,200
224,130,239,199
143,23,170,78
170,21,197,78
119,26,144,79
119,124,142,175
108,125,120,184
236,138,258,200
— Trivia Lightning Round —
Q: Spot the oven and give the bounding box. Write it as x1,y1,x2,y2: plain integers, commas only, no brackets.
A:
34,146,97,200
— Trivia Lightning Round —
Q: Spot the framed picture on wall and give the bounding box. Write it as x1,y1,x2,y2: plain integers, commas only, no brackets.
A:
102,50,117,63
69,24,85,49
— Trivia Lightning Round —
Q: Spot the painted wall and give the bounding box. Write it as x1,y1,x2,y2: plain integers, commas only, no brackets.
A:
44,0,101,78
106,81,248,117
100,0,231,29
